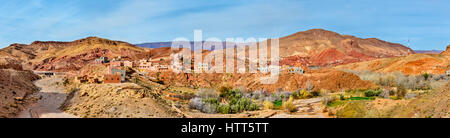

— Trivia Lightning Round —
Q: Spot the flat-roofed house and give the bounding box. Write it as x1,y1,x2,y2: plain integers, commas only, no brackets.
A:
447,70,450,76
111,68,126,81
110,61,123,68
289,66,305,74
158,65,170,72
139,62,152,72
123,61,135,68
94,57,109,64
104,74,121,83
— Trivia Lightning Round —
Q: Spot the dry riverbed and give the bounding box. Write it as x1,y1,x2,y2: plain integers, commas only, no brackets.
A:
17,76,78,118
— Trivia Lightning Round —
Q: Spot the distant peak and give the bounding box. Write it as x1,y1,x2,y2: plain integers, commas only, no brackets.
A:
304,28,335,33
283,28,342,39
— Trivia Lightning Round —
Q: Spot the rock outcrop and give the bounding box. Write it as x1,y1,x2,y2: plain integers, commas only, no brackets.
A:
441,45,450,56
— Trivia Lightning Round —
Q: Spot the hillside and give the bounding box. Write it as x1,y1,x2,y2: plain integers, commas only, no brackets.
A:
135,29,413,67
335,45,450,75
1,37,147,71
0,68,40,118
277,29,414,67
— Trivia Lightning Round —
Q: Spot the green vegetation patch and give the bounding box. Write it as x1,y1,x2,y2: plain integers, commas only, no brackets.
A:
347,97,376,101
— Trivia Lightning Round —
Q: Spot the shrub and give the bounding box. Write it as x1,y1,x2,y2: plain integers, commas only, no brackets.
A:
218,86,232,97
273,100,283,109
311,91,320,97
299,89,312,98
217,104,231,114
263,101,275,110
220,88,241,99
322,95,337,106
252,90,264,100
339,94,345,100
423,73,430,81
203,98,220,105
291,90,300,99
379,89,390,99
202,103,217,114
249,103,260,111
189,97,205,110
364,89,382,97
283,96,297,112
396,85,407,98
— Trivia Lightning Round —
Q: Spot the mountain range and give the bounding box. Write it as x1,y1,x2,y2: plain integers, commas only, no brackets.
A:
0,29,426,72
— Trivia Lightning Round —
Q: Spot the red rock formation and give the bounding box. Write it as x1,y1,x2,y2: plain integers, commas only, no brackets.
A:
277,29,414,67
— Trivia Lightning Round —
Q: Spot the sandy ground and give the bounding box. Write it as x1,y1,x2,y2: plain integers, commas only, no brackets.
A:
270,97,328,118
17,76,78,118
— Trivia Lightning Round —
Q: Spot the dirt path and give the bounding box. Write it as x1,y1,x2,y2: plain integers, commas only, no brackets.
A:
270,97,328,118
17,76,78,118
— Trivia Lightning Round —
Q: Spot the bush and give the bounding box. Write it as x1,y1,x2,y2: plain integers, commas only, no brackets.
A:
379,89,390,99
364,89,382,97
218,86,232,97
323,95,337,106
249,103,260,111
189,97,205,110
273,100,283,109
311,91,320,97
263,101,275,110
283,96,297,112
217,104,231,114
339,94,345,100
299,89,312,98
202,103,218,114
423,73,430,81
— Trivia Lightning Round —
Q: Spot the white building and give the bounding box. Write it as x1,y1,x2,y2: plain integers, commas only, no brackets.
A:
289,66,305,74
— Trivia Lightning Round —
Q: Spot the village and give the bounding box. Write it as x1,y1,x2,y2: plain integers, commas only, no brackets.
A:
72,54,309,85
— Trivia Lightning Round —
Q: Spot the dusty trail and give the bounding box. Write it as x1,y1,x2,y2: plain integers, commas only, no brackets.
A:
270,97,327,118
17,76,78,118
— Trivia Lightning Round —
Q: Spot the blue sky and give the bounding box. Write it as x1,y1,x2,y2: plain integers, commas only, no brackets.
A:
0,0,449,50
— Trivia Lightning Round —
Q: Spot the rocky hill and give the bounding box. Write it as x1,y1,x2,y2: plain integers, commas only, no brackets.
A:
277,29,414,67
336,45,450,75
135,29,414,67
1,37,146,71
